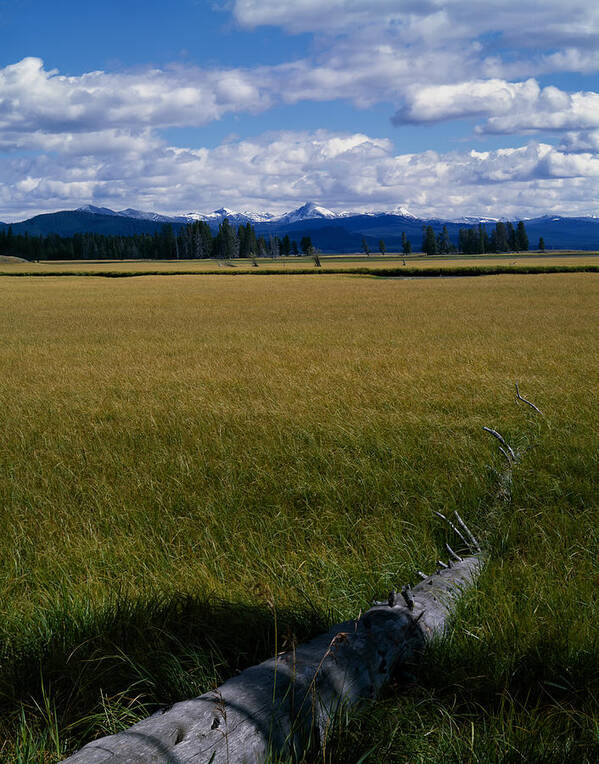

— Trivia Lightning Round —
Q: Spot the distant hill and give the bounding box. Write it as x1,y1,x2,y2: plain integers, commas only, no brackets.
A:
0,210,186,237
1,205,598,251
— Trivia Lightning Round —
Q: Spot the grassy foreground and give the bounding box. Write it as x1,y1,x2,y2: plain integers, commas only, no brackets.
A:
0,273,598,761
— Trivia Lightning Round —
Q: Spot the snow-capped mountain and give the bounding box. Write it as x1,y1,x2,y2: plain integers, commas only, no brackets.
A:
451,215,502,224
275,202,337,224
186,207,277,225
7,204,599,250
187,208,251,224
77,205,188,223
77,204,120,216
386,205,417,218
76,201,418,225
117,208,189,224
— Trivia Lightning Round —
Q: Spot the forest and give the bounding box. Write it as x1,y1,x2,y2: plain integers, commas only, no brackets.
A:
0,217,536,261
0,219,310,261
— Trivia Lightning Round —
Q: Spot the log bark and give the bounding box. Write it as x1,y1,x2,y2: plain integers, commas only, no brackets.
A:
63,555,482,763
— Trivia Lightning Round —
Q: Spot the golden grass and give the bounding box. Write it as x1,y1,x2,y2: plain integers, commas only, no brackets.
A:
0,252,598,273
1,272,598,759
1,272,597,613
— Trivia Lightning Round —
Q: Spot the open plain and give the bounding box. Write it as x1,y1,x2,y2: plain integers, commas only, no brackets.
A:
1,252,599,275
1,271,598,761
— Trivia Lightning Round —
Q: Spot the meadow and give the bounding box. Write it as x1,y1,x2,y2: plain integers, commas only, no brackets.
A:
1,251,599,275
0,271,598,761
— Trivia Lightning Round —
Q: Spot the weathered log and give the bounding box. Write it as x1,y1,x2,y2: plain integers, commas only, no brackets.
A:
63,553,482,763
64,386,543,762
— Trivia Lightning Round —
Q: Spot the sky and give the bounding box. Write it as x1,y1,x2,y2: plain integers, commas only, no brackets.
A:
1,0,599,221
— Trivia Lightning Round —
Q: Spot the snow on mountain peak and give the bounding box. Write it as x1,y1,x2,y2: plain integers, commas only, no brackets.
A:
276,202,337,224
391,206,416,218
77,204,119,216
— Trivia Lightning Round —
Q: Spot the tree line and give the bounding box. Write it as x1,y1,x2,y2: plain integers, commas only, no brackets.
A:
0,219,316,261
421,220,535,256
1,216,544,261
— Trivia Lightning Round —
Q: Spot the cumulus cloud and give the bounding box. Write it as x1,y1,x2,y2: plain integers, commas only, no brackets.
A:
231,1,599,135
482,88,599,133
233,0,599,53
559,130,599,152
0,57,272,135
393,79,542,124
3,129,599,222
3,3,599,219
391,78,599,136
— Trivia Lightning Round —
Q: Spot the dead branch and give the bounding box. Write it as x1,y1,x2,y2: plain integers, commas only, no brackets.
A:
433,511,474,553
453,511,482,553
515,382,543,416
483,427,518,462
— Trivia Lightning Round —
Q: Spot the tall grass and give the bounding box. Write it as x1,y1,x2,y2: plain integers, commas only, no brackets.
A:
0,273,597,760
1,252,599,275
1,263,599,278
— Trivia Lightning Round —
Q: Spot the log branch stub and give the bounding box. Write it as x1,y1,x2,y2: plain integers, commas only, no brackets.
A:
482,427,517,462
515,382,543,416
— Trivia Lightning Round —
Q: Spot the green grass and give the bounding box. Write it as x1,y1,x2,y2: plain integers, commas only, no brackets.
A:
1,264,599,278
1,251,599,276
0,273,598,761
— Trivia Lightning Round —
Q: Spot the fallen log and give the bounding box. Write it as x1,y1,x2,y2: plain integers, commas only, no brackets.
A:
63,545,482,763
63,386,545,762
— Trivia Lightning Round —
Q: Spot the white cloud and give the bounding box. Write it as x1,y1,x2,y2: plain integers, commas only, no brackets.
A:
231,1,599,134
0,57,272,135
233,0,599,53
482,89,599,133
3,129,599,221
391,78,599,136
559,130,599,152
3,3,599,220
393,79,541,124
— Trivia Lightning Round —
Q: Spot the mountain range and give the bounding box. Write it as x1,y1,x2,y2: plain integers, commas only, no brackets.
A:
1,202,598,251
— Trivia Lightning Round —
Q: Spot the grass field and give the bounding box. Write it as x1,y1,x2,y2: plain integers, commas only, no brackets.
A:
1,272,598,761
0,252,598,275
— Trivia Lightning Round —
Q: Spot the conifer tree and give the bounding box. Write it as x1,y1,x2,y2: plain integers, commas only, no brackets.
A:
507,221,517,251
300,235,312,255
516,220,529,251
423,225,437,255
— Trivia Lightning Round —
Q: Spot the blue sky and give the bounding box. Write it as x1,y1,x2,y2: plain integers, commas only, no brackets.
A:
1,0,599,220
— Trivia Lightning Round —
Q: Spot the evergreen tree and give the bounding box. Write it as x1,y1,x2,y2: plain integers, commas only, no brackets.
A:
378,239,386,255
401,232,411,256
516,220,529,251
423,225,437,255
291,240,299,256
495,221,508,252
437,225,451,254
269,234,280,258
489,229,498,253
215,218,239,259
281,234,291,257
161,224,177,259
3,226,14,255
362,237,370,256
300,236,312,255
478,223,488,254
538,236,545,252
507,222,517,251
